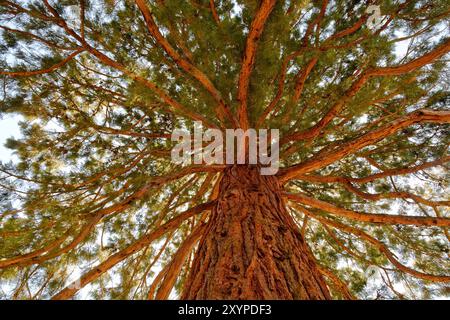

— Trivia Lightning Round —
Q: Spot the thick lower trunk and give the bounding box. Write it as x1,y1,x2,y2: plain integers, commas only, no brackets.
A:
182,165,331,299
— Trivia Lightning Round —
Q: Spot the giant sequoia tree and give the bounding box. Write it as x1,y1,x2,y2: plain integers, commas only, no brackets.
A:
0,0,449,300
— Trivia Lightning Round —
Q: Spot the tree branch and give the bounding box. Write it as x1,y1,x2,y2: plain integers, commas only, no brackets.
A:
0,48,84,77
51,201,215,300
284,192,450,227
295,156,450,184
301,208,450,283
209,0,220,25
279,109,450,181
237,0,277,130
282,38,450,145
154,224,206,299
134,0,236,126
317,265,356,300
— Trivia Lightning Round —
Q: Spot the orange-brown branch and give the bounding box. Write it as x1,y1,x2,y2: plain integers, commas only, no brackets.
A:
282,38,450,145
341,180,450,207
86,46,217,128
134,0,235,126
237,0,277,130
154,224,206,299
0,48,84,77
51,201,215,300
296,156,450,184
317,265,356,300
279,109,450,181
209,0,220,25
284,192,450,227
302,209,450,283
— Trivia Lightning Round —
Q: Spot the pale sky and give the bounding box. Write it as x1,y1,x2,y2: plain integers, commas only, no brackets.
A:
0,114,22,163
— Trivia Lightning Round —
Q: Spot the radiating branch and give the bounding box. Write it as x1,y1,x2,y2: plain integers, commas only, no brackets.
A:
284,192,450,227
0,48,85,77
300,208,450,283
282,39,450,145
237,0,277,130
51,201,215,300
134,0,236,127
154,224,206,300
279,109,450,181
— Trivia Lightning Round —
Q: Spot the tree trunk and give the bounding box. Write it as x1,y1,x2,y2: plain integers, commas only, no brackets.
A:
182,165,331,299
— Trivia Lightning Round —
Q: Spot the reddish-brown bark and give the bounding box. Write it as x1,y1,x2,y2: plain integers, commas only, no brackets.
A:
182,165,331,299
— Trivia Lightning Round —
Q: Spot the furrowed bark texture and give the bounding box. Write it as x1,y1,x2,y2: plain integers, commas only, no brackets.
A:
182,165,331,299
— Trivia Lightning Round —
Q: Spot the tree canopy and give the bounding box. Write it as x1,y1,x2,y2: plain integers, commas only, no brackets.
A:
0,0,449,299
